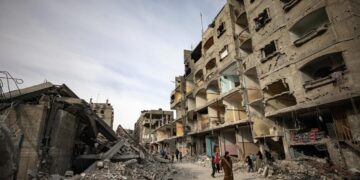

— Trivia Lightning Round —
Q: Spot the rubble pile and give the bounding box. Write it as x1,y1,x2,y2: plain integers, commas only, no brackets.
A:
266,156,349,180
80,125,175,180
82,159,175,180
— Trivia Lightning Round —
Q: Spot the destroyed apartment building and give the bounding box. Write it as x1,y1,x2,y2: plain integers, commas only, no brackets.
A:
134,109,175,152
135,0,360,172
0,81,159,180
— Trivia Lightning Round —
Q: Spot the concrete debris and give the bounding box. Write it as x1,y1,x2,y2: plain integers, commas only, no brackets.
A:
82,160,175,180
263,156,353,180
0,82,168,179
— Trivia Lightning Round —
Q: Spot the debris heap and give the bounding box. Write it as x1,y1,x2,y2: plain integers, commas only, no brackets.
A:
265,156,350,180
0,81,173,179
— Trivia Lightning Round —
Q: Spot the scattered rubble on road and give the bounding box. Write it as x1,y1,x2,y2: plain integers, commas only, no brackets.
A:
81,159,176,180
257,156,359,180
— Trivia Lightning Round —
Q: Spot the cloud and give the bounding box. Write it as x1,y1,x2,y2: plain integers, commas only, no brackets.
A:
0,0,225,130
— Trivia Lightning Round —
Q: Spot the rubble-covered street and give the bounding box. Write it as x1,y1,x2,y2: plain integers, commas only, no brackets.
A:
2,0,360,179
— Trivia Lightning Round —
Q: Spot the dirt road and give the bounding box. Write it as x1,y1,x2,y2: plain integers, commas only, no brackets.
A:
172,162,269,180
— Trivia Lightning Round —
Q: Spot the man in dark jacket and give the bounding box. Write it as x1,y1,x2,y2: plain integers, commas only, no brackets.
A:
175,149,180,161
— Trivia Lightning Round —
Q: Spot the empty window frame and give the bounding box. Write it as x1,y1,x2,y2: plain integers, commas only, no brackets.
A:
263,79,290,97
281,0,301,12
217,22,226,38
290,7,330,47
219,45,229,60
263,79,297,109
185,64,192,77
261,40,278,62
301,52,347,90
254,8,271,31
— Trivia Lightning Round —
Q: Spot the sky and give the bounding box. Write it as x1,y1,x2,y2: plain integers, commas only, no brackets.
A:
0,0,225,130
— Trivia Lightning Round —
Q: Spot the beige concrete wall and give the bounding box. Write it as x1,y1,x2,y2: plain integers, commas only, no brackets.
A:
176,121,184,136
6,105,47,180
49,110,77,175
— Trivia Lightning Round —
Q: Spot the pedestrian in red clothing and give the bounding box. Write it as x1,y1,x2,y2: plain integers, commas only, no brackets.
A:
214,152,221,173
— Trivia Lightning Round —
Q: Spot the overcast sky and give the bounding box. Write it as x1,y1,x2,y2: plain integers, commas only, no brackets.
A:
0,0,225,130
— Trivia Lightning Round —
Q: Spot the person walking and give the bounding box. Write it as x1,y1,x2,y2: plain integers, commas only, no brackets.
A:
214,152,221,173
175,149,180,161
211,155,217,178
255,151,263,171
171,152,174,163
179,152,183,162
221,151,233,180
245,155,254,173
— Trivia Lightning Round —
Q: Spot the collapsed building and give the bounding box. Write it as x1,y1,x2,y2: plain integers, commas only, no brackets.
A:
0,81,151,179
136,0,360,172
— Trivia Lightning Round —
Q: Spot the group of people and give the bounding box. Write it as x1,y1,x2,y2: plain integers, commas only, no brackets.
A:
245,151,263,173
245,150,275,173
210,151,233,180
210,150,275,179
160,148,183,163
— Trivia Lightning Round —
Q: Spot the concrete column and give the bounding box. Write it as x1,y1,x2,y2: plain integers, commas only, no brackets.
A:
281,136,291,160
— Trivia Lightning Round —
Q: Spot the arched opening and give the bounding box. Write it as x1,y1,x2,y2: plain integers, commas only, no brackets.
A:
195,89,207,109
300,52,346,90
204,37,214,51
289,7,330,47
195,70,204,86
205,58,216,72
206,80,220,102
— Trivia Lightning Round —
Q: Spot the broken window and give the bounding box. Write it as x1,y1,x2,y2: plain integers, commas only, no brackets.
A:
254,8,271,31
204,37,214,51
261,40,278,63
191,41,202,63
301,52,347,90
100,110,104,114
219,45,229,61
263,79,297,111
289,7,330,47
217,22,226,38
281,0,301,12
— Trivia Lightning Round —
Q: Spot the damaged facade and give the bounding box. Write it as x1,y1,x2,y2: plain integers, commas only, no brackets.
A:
133,109,174,152
143,0,360,172
90,99,114,129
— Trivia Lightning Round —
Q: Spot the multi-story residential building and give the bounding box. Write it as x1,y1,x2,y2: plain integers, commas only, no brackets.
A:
166,0,360,169
134,109,174,152
90,99,114,128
